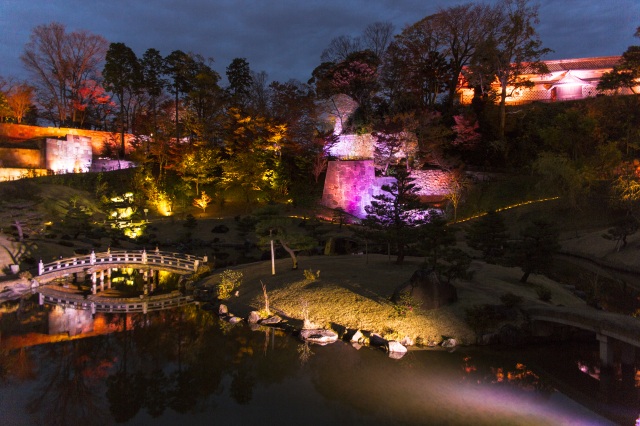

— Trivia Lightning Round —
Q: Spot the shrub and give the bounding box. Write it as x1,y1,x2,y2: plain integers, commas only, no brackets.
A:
303,269,320,282
500,292,523,308
392,292,421,317
183,214,197,229
217,269,243,300
464,304,502,334
535,285,552,302
211,224,230,233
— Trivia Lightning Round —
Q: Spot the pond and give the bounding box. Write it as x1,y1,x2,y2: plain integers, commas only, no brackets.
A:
0,300,637,425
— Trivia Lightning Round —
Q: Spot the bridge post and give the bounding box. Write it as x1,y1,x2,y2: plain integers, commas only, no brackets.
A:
620,343,636,392
90,250,96,265
38,292,44,306
597,334,614,369
38,259,43,275
107,269,112,289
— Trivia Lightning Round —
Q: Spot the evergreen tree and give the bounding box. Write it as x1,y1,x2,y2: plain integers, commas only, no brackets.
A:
363,168,426,265
466,210,509,262
511,219,560,283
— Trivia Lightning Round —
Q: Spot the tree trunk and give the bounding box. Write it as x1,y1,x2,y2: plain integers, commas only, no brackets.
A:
280,240,298,269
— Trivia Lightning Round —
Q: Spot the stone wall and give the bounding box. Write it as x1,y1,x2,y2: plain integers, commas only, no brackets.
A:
0,168,48,182
322,160,378,218
45,134,93,173
322,160,451,218
0,123,134,154
410,169,451,198
0,147,42,168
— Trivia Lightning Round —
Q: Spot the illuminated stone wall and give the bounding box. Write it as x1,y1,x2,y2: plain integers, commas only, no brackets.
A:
0,147,42,168
322,160,451,218
46,134,93,173
0,168,48,182
0,123,134,154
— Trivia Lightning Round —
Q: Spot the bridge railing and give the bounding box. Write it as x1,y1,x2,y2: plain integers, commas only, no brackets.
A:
38,288,194,313
38,250,205,276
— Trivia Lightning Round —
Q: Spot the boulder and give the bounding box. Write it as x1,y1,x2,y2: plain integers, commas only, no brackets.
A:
300,328,339,345
369,333,387,347
350,330,364,343
248,311,261,324
441,338,457,348
218,304,228,315
228,316,242,324
388,340,407,354
260,315,282,325
400,336,414,347
392,268,457,310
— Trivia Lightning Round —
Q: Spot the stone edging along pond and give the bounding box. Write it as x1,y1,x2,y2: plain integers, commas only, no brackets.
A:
209,301,459,359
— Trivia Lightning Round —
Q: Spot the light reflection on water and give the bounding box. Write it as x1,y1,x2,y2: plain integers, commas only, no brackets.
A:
0,303,632,425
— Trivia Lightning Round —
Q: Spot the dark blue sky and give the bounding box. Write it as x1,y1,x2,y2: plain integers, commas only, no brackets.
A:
1,0,638,84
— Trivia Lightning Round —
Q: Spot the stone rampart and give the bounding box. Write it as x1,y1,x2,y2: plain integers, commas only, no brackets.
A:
322,160,452,218
0,123,134,154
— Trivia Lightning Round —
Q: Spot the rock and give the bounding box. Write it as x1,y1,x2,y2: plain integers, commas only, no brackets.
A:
260,315,282,325
400,336,414,347
369,333,387,347
388,340,407,354
350,330,364,343
300,328,339,345
218,304,228,315
351,342,363,350
497,324,527,346
228,316,242,324
441,338,457,348
388,350,407,360
248,311,261,324
392,268,457,310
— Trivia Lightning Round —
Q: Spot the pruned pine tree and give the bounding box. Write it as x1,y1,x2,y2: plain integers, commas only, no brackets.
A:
363,168,426,265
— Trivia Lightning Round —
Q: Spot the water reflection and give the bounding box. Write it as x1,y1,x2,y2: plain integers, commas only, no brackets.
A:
0,299,632,425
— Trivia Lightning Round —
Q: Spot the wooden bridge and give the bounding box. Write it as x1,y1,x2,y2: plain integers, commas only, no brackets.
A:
33,249,206,313
37,249,205,282
525,305,640,370
37,287,193,314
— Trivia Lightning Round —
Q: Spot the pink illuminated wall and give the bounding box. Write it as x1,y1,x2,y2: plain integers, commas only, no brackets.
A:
321,160,451,218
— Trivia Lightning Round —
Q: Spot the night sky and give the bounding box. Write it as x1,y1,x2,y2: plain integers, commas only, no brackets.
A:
1,0,638,84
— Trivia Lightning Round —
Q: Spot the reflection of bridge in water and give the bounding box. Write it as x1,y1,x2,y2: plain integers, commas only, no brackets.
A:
526,305,640,396
34,249,206,313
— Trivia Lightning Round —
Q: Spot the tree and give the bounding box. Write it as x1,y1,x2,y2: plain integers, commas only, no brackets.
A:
5,81,34,123
362,21,395,60
175,145,220,195
165,50,196,143
226,58,252,108
598,27,640,94
140,48,167,145
465,210,509,262
21,22,108,126
382,20,453,111
254,206,317,270
603,215,639,251
193,191,213,213
511,219,560,283
103,42,142,157
363,168,427,264
418,210,457,269
444,168,471,223
432,3,493,110
469,0,551,141
321,35,362,63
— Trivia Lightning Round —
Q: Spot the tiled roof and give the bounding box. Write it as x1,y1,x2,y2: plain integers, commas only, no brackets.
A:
541,56,621,72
